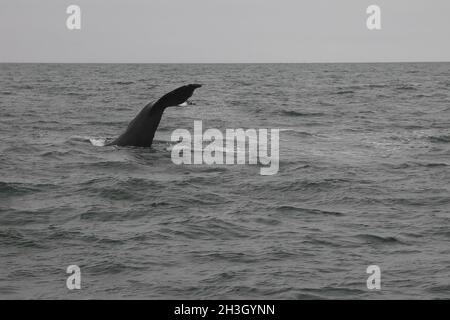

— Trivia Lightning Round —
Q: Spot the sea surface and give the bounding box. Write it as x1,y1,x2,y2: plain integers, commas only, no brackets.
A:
0,63,449,299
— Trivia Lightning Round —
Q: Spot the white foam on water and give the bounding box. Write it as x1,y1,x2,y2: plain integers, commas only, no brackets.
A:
89,138,107,147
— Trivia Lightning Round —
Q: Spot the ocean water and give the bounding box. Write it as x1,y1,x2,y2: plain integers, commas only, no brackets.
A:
0,63,449,299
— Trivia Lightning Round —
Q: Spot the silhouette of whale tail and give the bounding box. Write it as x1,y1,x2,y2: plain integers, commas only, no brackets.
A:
108,84,202,147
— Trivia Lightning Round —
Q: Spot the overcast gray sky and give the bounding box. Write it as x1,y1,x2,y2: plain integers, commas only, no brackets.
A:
1,0,449,63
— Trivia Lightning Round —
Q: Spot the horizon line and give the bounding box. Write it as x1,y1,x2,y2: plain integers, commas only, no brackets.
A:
1,60,450,64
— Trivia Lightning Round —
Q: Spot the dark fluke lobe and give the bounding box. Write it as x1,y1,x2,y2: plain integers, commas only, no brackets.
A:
108,84,202,147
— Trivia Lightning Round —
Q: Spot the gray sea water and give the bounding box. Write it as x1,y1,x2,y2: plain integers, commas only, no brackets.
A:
0,63,449,299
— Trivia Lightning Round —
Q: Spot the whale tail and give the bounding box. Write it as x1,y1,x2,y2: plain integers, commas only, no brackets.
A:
108,84,202,147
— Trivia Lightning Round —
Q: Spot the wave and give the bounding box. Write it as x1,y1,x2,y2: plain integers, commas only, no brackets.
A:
112,81,135,85
280,110,325,117
335,90,354,95
417,162,448,168
276,205,344,216
389,161,449,169
0,181,57,196
12,84,34,90
278,128,314,136
65,91,94,97
318,101,335,106
300,286,367,299
367,84,389,88
428,135,450,143
395,85,417,91
356,234,406,245
40,149,89,158
0,229,46,249
334,84,389,91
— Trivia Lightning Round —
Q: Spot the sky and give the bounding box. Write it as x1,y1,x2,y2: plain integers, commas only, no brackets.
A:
0,0,449,63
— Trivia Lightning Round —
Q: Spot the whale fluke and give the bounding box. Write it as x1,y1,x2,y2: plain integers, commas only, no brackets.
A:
108,84,201,147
